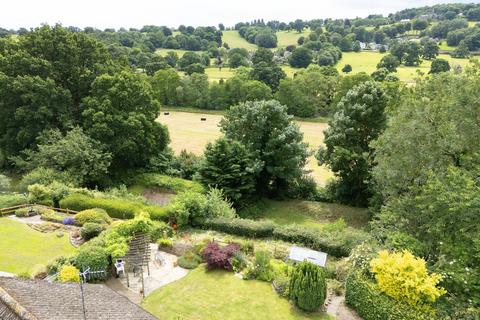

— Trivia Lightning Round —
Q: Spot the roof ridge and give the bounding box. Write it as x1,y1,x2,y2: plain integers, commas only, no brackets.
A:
0,284,38,320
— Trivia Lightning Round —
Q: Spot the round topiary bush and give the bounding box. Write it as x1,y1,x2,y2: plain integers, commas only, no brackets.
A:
289,261,327,312
74,208,112,226
59,265,80,283
80,223,105,240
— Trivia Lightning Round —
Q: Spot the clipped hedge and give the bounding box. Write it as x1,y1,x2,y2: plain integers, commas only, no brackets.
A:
60,193,168,221
198,218,368,258
134,173,204,194
199,217,276,238
345,272,434,320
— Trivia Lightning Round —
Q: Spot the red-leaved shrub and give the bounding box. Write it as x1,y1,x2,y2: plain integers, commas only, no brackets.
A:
202,242,240,271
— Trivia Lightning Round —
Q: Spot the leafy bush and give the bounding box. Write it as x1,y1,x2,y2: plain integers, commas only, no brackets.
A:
75,208,112,226
289,261,327,312
150,221,172,242
74,244,110,271
134,173,204,193
47,256,70,275
59,265,80,283
244,251,274,281
17,167,73,192
167,189,235,228
202,242,240,271
15,207,39,217
271,259,293,297
370,250,446,307
81,223,105,240
345,271,434,320
0,194,27,210
157,238,173,249
286,176,319,200
198,217,276,238
177,251,202,269
60,193,168,221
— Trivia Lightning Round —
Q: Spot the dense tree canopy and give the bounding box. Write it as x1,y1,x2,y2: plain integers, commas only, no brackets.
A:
221,100,309,195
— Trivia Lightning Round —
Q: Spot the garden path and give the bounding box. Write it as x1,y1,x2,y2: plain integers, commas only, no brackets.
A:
109,245,189,304
326,294,362,320
7,214,43,224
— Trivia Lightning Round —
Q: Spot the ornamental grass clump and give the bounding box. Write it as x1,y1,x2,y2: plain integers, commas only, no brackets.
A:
370,250,446,307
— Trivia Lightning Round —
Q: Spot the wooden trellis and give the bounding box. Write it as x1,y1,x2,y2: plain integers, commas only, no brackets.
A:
124,232,151,297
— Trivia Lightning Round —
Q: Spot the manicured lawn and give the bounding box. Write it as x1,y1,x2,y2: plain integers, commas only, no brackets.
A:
157,111,333,186
222,30,258,50
439,42,456,52
277,29,311,48
0,218,76,275
261,199,369,230
143,266,331,320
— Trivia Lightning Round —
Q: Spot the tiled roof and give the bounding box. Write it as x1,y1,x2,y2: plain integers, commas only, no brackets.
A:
0,277,158,320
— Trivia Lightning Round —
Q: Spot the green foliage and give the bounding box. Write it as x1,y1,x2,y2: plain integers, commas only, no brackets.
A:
150,221,172,242
429,58,451,74
80,222,106,240
317,81,387,206
134,173,204,194
82,71,169,172
177,251,203,269
74,243,110,271
60,193,168,221
289,261,327,312
197,138,259,207
245,251,274,281
167,189,235,227
13,128,111,186
221,100,309,196
288,47,312,68
18,167,73,193
75,208,112,226
276,65,339,117
0,174,10,191
0,194,28,209
40,209,69,224
377,54,400,72
151,68,181,106
345,271,435,320
198,218,369,257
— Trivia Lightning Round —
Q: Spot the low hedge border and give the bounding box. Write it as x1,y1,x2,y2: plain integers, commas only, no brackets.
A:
59,193,168,221
345,271,435,320
197,217,368,258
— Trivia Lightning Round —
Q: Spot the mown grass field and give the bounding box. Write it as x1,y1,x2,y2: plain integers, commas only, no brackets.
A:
0,218,76,275
277,29,311,48
222,30,258,50
157,111,334,186
156,48,190,57
143,266,331,320
261,199,369,230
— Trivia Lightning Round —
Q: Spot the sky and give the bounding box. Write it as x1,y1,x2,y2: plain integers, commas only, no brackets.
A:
1,0,479,30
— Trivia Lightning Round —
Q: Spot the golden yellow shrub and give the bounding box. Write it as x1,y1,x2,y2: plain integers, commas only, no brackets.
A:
370,250,446,307
59,265,80,283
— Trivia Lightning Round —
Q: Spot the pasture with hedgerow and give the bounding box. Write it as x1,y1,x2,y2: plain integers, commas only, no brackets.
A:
0,1,479,320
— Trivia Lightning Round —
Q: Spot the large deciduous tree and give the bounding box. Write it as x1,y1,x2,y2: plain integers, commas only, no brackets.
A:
317,81,387,206
82,71,169,171
220,100,308,196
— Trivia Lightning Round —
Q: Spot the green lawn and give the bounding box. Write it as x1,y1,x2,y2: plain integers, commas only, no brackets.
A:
143,266,331,320
0,218,76,275
205,67,236,82
277,29,311,48
222,30,258,50
261,199,369,230
439,42,456,52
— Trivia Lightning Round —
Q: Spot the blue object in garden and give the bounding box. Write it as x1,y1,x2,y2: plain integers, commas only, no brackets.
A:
63,217,75,225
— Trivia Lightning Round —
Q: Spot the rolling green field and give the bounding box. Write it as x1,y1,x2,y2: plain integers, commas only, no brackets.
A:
143,266,331,320
205,67,236,81
222,30,258,50
0,218,76,275
277,29,311,48
157,111,334,186
156,48,190,57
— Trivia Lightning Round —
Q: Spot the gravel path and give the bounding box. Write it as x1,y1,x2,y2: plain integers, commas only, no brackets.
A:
326,294,362,320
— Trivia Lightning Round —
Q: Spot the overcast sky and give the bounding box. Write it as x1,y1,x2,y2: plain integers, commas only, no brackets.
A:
1,0,479,30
